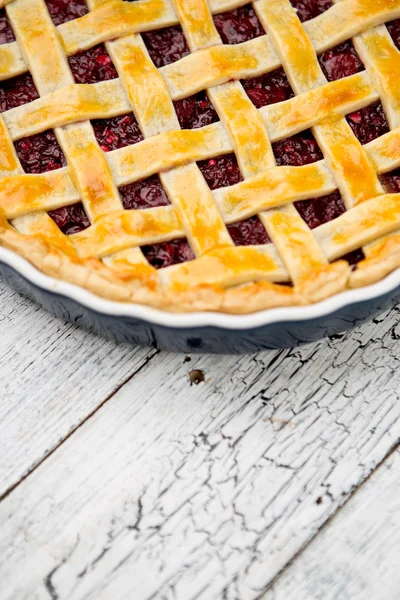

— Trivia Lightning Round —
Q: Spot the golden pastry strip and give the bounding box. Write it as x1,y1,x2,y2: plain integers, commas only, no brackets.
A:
7,0,72,95
261,205,329,283
257,0,326,93
261,72,378,141
366,127,400,172
108,123,232,186
60,0,177,55
160,36,280,100
0,169,79,220
316,116,383,206
89,3,181,271
208,81,275,177
0,117,21,177
355,25,400,129
214,162,336,221
58,126,122,220
163,245,288,289
305,0,400,53
106,34,180,137
16,212,77,255
315,194,400,259
161,164,233,256
71,205,183,259
0,43,26,81
3,81,130,141
172,0,221,50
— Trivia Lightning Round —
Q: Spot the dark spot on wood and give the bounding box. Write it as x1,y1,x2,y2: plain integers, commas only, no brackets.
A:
184,356,192,363
316,496,323,505
189,369,205,385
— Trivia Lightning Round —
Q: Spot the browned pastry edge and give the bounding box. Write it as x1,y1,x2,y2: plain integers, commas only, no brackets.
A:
3,211,396,314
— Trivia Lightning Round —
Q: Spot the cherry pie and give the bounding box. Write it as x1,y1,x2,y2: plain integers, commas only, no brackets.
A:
0,0,400,313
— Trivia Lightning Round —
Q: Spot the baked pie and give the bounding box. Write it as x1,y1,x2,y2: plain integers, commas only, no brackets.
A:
1,0,400,313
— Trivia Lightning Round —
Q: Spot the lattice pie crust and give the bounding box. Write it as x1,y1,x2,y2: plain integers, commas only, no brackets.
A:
1,0,400,313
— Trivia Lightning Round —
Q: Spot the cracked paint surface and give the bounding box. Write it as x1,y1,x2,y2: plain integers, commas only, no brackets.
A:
0,285,400,599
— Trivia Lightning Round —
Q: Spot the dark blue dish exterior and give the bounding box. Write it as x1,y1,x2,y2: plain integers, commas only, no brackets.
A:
1,261,398,353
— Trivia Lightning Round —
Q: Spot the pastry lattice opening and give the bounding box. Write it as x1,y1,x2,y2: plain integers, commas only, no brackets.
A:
174,92,219,130
119,175,170,211
68,44,118,84
213,5,266,44
45,0,88,26
93,114,143,152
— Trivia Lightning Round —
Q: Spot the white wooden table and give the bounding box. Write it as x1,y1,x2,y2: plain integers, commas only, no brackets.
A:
1,274,400,600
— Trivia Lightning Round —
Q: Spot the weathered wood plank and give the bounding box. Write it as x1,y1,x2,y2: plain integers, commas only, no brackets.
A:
267,447,400,600
0,279,155,499
0,305,400,599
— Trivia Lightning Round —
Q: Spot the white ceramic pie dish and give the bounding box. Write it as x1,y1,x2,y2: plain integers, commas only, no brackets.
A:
1,244,399,352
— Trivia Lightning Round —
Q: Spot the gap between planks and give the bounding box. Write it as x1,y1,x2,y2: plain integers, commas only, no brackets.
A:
0,349,160,504
266,445,400,600
1,307,400,599
0,277,159,500
258,436,400,600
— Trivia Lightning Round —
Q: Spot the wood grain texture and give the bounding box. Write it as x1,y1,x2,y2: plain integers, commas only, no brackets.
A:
0,296,400,600
267,447,400,600
0,277,154,499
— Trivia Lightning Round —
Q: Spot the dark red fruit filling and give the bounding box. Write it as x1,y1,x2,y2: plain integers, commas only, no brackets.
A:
198,155,243,190
296,191,345,229
213,5,265,44
343,249,365,266
92,114,143,152
48,203,90,235
142,239,195,269
0,73,38,111
380,169,400,193
290,0,333,22
0,9,15,44
242,68,294,109
387,18,400,50
174,91,219,130
14,130,66,174
347,102,389,145
44,0,88,26
69,44,117,84
318,41,364,81
273,130,323,166
228,217,270,245
295,193,364,265
142,26,190,68
119,175,170,211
